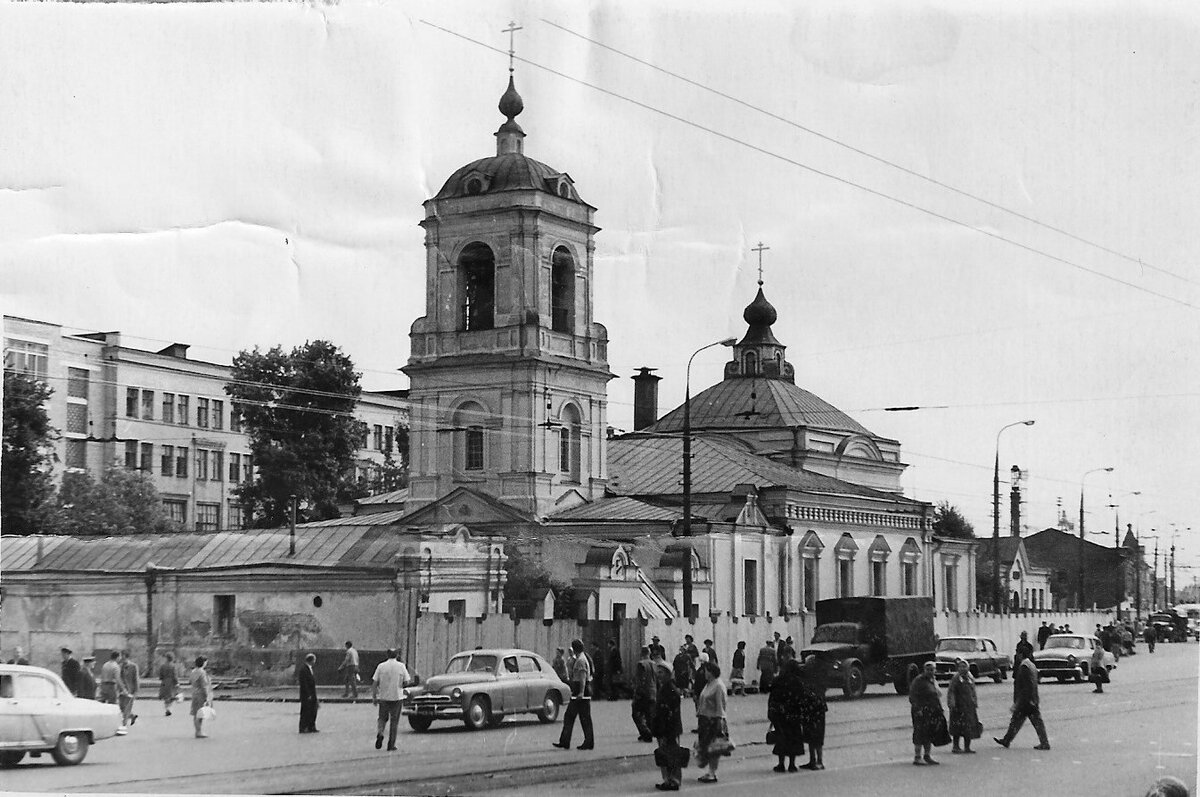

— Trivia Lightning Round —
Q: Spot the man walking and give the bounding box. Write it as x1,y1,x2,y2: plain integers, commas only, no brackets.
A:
632,645,656,742
756,638,778,693
995,652,1050,751
119,650,140,728
158,652,180,716
298,652,319,733
60,648,81,696
1144,624,1157,653
702,639,718,668
371,648,409,751
651,646,683,791
338,641,360,700
1036,621,1052,650
553,638,594,751
98,652,128,735
78,654,97,700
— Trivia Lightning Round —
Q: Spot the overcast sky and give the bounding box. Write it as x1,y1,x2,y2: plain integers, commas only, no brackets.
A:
2,1,1198,580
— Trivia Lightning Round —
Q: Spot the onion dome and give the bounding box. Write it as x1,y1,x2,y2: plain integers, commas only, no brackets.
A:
498,76,524,121
739,287,781,346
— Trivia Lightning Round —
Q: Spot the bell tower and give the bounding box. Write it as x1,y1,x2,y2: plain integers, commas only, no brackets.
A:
403,61,612,517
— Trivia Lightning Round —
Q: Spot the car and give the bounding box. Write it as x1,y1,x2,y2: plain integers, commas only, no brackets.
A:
932,636,1011,683
1032,634,1115,682
401,648,570,732
0,664,123,767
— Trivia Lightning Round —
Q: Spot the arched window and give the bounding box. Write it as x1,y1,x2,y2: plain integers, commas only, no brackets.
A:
834,533,859,598
743,350,758,375
558,403,582,481
551,247,575,333
453,401,487,471
868,535,891,596
800,531,824,611
900,537,921,596
459,243,495,332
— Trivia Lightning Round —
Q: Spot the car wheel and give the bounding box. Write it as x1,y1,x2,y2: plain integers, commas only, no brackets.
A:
969,665,980,680
0,751,26,768
50,732,89,766
486,712,505,728
407,715,433,732
1074,668,1084,683
464,696,491,730
538,691,562,723
842,664,866,699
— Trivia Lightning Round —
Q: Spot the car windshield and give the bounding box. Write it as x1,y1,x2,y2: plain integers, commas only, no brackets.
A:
811,623,859,644
444,654,497,674
1045,637,1085,650
936,639,976,653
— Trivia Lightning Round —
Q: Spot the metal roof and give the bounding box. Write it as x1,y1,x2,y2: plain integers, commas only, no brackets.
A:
357,488,409,506
549,497,682,523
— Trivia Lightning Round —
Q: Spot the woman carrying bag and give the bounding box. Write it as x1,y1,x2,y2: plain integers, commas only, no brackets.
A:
694,660,733,783
190,656,214,738
909,661,950,765
947,658,981,753
1089,646,1110,693
766,650,805,772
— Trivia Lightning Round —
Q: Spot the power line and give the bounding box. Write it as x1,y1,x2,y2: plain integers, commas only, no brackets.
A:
542,18,1199,289
420,20,1199,312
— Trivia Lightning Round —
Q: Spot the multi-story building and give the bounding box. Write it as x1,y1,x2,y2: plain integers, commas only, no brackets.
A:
4,315,408,530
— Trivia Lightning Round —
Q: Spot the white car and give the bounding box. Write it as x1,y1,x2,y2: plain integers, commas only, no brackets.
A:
1032,635,1115,682
0,664,123,766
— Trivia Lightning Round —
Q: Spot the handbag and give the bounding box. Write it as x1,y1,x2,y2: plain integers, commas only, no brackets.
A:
197,705,216,721
765,725,778,745
707,737,736,757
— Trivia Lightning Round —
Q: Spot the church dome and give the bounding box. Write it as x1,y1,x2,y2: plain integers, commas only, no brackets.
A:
435,153,584,202
742,287,777,327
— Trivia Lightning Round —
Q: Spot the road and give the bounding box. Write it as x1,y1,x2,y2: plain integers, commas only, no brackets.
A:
4,641,1196,796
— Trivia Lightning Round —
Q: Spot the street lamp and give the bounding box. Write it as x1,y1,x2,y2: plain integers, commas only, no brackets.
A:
1078,466,1114,609
680,337,737,620
993,420,1035,611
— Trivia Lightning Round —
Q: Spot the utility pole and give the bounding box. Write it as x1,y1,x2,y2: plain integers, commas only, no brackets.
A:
1170,538,1176,606
1131,524,1141,623
1152,536,1159,611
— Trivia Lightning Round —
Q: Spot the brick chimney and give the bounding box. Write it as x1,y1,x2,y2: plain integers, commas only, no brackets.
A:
631,367,661,431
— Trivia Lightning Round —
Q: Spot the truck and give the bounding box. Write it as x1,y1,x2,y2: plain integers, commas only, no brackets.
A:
1148,610,1189,643
799,596,936,699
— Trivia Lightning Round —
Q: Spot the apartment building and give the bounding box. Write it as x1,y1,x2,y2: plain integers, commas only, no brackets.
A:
4,316,408,531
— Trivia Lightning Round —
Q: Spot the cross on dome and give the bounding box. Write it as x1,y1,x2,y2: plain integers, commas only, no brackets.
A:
751,242,770,286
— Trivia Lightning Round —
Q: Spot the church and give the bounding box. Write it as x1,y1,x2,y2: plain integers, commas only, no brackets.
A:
388,65,975,622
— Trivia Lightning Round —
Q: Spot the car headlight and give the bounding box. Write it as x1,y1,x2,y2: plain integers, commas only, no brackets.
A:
1067,655,1076,664
450,687,462,700
832,661,842,670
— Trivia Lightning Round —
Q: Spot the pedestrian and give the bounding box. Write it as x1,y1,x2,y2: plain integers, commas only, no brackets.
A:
591,642,606,700
782,636,796,659
947,658,980,753
552,647,569,683
9,646,29,666
119,650,140,728
60,647,81,696
1015,630,1034,663
797,655,827,770
694,660,731,783
691,652,710,718
632,645,656,742
338,641,360,700
683,635,699,658
909,661,949,765
606,638,623,700
672,645,692,697
730,641,747,696
1144,624,1157,653
756,638,777,693
158,652,180,715
371,648,409,751
1089,645,1109,694
651,646,685,791
767,648,805,773
98,652,123,706
78,654,97,700
702,639,718,668
553,638,594,750
994,652,1050,750
189,656,212,738
1063,623,1072,634
298,652,319,733
1037,621,1052,650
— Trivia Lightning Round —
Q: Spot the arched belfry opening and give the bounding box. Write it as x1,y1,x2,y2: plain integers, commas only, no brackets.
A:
551,247,575,333
459,243,495,332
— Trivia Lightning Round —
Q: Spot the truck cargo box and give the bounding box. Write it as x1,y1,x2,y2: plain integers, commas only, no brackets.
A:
815,596,935,657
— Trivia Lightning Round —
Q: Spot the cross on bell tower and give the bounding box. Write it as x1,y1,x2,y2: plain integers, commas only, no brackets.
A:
751,241,770,285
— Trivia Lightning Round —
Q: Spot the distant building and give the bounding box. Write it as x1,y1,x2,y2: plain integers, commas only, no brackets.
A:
976,536,1052,611
1023,527,1134,611
4,315,408,530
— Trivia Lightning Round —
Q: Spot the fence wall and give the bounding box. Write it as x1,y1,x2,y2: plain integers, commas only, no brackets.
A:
935,609,1112,653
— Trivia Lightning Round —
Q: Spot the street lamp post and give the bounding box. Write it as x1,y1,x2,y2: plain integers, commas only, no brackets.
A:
1078,466,1113,609
993,420,1035,611
681,337,737,620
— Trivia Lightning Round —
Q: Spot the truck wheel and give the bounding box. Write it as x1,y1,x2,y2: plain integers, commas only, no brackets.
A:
0,751,25,767
843,664,866,699
893,663,916,695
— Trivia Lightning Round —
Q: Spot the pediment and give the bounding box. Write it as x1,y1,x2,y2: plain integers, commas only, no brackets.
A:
397,487,536,527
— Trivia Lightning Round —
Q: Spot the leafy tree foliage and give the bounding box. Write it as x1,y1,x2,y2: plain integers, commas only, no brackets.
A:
932,500,976,539
2,371,59,535
54,467,181,536
503,543,577,619
226,340,367,527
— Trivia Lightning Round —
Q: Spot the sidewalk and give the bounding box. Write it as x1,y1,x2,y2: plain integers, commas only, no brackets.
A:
135,679,369,704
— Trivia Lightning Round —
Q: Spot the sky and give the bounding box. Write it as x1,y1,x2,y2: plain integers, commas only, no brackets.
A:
2,1,1198,582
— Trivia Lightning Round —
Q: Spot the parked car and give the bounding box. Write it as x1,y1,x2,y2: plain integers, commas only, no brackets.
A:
401,648,570,731
1032,634,1115,682
932,636,1011,683
0,664,123,767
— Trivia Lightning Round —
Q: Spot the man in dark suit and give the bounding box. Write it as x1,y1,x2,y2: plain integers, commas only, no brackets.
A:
995,652,1050,750
60,648,81,696
298,653,319,733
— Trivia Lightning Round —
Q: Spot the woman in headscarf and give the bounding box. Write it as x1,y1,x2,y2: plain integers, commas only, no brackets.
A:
798,655,828,770
947,658,980,753
908,661,948,765
189,656,213,738
1089,644,1109,693
766,649,805,772
694,660,731,783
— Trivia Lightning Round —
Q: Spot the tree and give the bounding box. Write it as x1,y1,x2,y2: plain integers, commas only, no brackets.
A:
226,340,368,527
503,543,577,619
931,500,976,539
53,467,181,536
2,370,58,535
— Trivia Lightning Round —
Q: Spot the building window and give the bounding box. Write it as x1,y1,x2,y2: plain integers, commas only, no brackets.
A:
838,559,854,598
551,246,575,333
453,401,487,472
902,561,918,596
229,452,241,482
943,561,958,611
140,442,153,472
196,398,209,428
176,446,189,478
802,557,818,610
163,500,187,525
230,402,243,433
124,440,139,469
384,426,394,454
465,428,484,470
227,502,244,530
4,339,49,378
214,595,236,637
196,449,208,480
126,388,139,418
67,367,88,399
459,242,495,331
66,403,88,434
242,454,252,483
558,404,581,481
743,559,759,616
373,425,383,450
197,502,220,531
141,390,154,421
743,350,758,375
162,393,175,424
448,599,466,617
211,399,224,430
212,451,224,482
161,445,175,477
871,560,886,596
800,531,824,611
178,395,190,426
900,537,922,597
65,439,86,470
